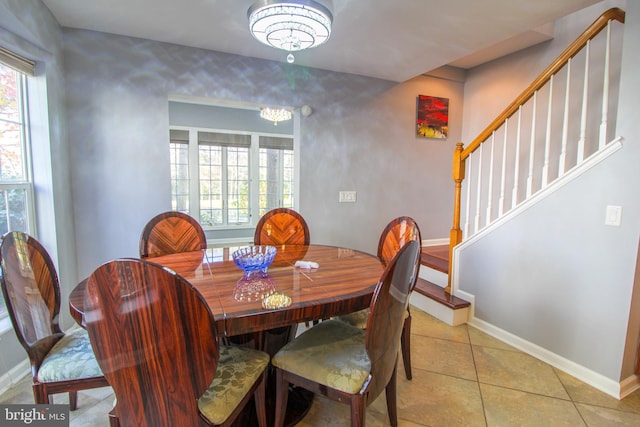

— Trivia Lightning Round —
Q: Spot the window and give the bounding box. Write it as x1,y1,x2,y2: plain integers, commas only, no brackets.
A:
170,127,295,229
0,49,36,322
258,136,294,217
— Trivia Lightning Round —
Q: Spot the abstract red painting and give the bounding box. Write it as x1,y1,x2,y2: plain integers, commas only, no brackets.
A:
416,95,449,139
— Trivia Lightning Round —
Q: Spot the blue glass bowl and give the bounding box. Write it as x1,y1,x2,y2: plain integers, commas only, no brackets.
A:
232,245,277,277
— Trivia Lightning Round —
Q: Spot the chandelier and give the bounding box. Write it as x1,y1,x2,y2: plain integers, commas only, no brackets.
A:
260,107,292,125
248,0,333,63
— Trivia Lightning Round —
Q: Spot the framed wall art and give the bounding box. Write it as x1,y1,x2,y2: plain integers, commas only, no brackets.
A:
416,95,449,139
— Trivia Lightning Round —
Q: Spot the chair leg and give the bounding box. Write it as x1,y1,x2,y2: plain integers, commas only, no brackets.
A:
32,384,50,405
274,369,289,427
69,391,78,410
253,373,267,427
350,394,366,427
385,363,399,427
400,314,412,380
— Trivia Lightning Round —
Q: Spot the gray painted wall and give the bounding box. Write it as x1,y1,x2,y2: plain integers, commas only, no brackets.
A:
0,0,77,380
457,0,640,382
62,29,463,280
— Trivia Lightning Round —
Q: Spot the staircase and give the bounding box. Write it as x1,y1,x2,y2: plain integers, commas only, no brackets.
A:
412,8,626,327
410,245,470,326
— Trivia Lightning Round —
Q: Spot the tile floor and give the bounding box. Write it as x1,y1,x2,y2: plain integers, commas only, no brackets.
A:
2,308,640,426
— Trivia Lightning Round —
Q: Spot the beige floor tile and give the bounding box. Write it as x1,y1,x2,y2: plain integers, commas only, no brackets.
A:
575,402,640,427
473,346,570,399
481,383,585,426
384,368,486,427
410,308,470,344
296,394,389,427
412,335,477,381
468,326,519,352
555,369,640,415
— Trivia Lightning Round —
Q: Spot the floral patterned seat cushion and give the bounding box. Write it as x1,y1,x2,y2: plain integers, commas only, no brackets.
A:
337,307,409,330
37,327,103,382
198,345,270,425
271,319,371,394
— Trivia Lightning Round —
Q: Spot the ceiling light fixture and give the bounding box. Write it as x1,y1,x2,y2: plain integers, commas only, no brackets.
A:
248,0,333,64
260,107,292,125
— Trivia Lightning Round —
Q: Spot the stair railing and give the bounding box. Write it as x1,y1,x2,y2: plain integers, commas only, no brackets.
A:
448,7,625,292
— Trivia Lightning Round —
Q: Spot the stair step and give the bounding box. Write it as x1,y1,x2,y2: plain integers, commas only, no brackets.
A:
420,245,449,274
414,278,470,310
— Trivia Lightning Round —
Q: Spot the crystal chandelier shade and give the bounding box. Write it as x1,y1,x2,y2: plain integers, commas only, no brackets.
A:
260,107,293,125
248,0,333,53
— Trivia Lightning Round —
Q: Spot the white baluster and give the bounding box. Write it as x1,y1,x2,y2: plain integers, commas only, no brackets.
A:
542,75,553,188
474,144,483,234
498,120,508,217
559,59,571,176
486,132,495,225
512,107,522,209
463,159,471,239
526,91,537,197
599,20,611,149
577,40,590,163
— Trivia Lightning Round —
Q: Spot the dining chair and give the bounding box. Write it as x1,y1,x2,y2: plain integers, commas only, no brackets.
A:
337,216,422,380
272,240,421,427
139,210,207,258
84,258,270,427
254,208,310,246
0,231,109,409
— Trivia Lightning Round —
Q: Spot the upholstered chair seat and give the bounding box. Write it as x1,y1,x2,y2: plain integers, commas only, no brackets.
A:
37,328,103,383
337,216,421,380
198,345,270,425
272,241,422,427
338,307,409,330
0,231,109,410
272,320,370,394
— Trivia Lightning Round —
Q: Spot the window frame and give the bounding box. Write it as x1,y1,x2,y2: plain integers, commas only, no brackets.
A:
170,125,298,231
0,61,36,327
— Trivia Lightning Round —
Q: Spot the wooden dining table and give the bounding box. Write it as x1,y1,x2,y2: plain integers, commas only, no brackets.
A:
68,244,384,426
69,244,384,337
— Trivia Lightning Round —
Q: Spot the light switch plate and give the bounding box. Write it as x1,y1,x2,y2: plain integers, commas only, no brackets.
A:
339,191,357,203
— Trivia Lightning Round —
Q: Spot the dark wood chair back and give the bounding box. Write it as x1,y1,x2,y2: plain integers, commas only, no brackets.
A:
139,211,207,258
85,258,218,427
254,208,310,246
0,231,108,409
365,239,421,402
0,231,63,370
377,216,422,266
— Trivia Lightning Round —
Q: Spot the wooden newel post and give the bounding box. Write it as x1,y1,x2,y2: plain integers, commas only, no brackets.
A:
447,142,465,293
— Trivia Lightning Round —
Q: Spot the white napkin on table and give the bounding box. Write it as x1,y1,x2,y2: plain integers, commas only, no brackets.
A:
295,260,319,269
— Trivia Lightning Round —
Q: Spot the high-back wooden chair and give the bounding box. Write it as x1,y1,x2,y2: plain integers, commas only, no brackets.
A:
254,208,310,246
0,231,108,409
139,211,207,258
338,216,422,379
84,258,269,427
272,240,421,427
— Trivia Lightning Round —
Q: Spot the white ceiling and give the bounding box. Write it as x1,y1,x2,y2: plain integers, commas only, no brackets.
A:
41,0,601,82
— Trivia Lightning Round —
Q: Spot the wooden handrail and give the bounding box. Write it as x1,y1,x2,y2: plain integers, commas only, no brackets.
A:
447,7,625,293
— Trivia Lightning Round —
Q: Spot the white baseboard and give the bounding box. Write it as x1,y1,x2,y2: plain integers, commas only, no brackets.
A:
469,316,627,399
0,359,29,396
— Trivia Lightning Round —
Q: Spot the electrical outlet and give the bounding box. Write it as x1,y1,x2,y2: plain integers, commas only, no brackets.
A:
339,191,357,203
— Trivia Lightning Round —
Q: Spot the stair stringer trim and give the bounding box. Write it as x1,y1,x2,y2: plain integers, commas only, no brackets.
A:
450,136,623,298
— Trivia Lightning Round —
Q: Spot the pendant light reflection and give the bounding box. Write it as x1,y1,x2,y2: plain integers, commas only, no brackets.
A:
260,107,292,125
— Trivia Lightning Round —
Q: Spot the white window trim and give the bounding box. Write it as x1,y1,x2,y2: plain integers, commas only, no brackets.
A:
171,124,298,230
